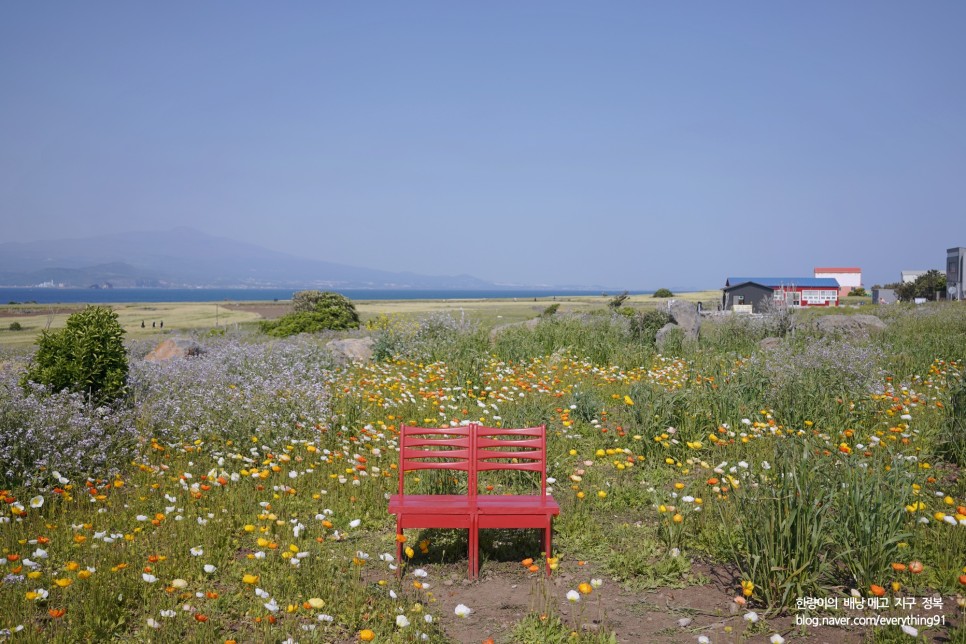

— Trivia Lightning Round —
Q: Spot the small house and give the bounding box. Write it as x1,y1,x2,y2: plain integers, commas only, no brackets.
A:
723,277,840,312
872,288,897,305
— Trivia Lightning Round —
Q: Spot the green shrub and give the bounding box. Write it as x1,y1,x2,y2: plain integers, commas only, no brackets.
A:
630,309,672,346
652,288,674,298
261,291,360,337
720,443,835,609
541,303,560,317
848,287,868,297
22,305,128,403
292,289,359,316
8,321,22,331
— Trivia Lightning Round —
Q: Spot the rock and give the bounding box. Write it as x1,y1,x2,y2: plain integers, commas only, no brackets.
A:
759,337,783,351
793,313,887,336
655,323,680,351
325,337,375,363
144,338,204,362
667,300,700,339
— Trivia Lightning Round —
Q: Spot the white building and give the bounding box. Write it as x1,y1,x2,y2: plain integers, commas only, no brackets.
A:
901,270,928,284
814,267,861,297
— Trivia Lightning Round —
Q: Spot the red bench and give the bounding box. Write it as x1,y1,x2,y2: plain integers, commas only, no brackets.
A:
388,423,559,579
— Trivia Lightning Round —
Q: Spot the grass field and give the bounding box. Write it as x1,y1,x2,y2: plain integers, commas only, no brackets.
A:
2,298,964,643
0,291,722,347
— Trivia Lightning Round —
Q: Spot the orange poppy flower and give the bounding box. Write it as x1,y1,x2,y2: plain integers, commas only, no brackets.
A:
870,584,886,597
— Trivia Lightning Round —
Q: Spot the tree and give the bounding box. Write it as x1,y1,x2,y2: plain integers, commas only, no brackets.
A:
608,291,630,309
652,288,674,298
22,305,128,403
260,291,360,337
847,287,868,297
894,270,946,302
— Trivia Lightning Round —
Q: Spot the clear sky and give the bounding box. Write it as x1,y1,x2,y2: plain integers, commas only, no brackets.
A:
2,2,964,290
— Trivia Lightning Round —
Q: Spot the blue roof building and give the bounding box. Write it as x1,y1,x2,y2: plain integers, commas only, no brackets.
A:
723,277,841,311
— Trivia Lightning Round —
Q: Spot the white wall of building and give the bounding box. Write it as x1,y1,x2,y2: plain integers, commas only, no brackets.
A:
814,270,861,289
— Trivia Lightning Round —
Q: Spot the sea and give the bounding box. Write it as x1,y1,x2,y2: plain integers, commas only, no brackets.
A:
0,287,646,305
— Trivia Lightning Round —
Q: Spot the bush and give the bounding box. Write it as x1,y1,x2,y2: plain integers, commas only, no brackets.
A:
541,303,560,317
8,321,22,331
261,291,360,337
847,287,868,297
292,290,359,316
630,309,672,346
652,288,674,298
22,305,128,403
1,374,138,489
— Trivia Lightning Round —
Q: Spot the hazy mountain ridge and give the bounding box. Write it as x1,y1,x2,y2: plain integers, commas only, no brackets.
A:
0,228,499,289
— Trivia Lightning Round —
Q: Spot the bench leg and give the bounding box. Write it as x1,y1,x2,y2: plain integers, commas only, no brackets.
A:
544,520,553,576
396,522,403,578
469,516,478,580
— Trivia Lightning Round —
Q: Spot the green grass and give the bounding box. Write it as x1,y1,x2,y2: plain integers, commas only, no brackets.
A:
1,300,965,642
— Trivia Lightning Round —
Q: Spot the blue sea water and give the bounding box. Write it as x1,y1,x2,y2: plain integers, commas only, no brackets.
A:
0,287,645,305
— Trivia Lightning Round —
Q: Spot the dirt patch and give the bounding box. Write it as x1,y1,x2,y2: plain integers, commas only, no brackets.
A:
223,302,291,319
403,559,957,643
0,305,81,318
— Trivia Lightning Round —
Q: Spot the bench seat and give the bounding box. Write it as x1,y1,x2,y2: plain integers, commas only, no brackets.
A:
476,495,560,514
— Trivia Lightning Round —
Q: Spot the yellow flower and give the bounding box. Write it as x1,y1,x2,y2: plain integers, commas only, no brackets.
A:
623,396,634,406
672,513,683,523
242,574,259,585
308,597,325,609
54,578,73,588
741,580,754,597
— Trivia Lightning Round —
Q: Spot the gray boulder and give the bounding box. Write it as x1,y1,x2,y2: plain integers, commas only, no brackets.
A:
759,337,783,351
668,300,701,339
144,337,205,362
326,337,375,363
655,322,681,351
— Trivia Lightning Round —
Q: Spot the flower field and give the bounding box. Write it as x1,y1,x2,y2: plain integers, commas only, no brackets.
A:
2,304,966,642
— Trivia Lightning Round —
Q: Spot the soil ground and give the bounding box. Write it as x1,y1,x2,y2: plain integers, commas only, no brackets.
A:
420,557,958,643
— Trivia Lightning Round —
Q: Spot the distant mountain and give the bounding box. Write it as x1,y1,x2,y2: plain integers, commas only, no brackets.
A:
0,228,499,289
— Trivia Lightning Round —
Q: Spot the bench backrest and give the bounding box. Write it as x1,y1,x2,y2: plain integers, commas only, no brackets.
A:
397,423,549,497
397,424,476,496
475,424,549,497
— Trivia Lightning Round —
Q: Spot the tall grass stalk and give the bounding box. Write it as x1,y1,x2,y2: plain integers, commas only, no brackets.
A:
720,443,835,610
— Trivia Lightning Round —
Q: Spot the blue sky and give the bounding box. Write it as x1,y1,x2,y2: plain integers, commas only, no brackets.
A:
2,2,964,289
